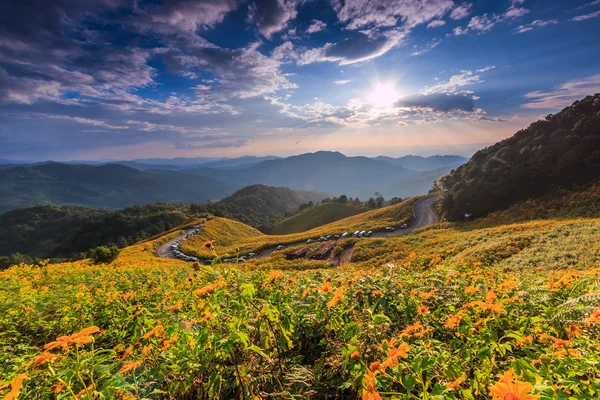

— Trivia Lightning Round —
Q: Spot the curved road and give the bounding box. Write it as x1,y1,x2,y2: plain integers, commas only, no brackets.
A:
157,195,441,262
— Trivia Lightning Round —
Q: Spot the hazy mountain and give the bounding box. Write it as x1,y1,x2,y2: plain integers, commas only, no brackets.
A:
382,164,462,198
197,184,329,228
189,151,416,199
0,162,235,213
198,156,281,169
442,93,600,220
373,155,468,171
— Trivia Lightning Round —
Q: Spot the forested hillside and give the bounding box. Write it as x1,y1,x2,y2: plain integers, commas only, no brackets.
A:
0,204,190,264
192,185,328,228
442,94,600,220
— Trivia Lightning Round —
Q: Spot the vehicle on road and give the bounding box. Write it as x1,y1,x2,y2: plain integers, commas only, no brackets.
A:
385,227,395,232
352,231,360,237
276,245,285,250
341,232,349,238
400,224,409,229
306,239,314,244
359,230,366,237
366,231,373,237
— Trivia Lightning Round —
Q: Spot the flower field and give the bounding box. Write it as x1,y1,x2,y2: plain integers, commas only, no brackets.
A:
2,240,600,399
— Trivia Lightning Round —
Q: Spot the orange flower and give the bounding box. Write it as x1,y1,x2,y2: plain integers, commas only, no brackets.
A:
44,326,100,351
489,369,539,400
585,309,600,325
380,341,410,371
369,361,380,372
168,300,183,311
446,373,466,390
2,373,27,400
372,289,383,297
203,240,215,248
443,310,465,329
362,369,382,400
328,287,344,309
319,281,332,294
465,286,479,294
350,351,361,360
119,360,142,374
567,324,582,338
33,352,57,369
194,279,225,297
417,305,430,315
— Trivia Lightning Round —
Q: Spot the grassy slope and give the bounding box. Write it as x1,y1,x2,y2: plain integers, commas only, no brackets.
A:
266,202,368,235
180,197,417,259
349,185,600,271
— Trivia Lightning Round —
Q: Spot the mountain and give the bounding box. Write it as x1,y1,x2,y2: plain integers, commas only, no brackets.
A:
0,203,190,260
382,164,461,198
442,93,600,220
197,156,281,169
196,184,329,228
128,155,279,168
265,201,368,235
0,162,235,213
373,155,468,171
189,151,416,199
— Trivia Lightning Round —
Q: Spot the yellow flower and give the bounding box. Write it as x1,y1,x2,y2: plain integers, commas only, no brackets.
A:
489,369,539,400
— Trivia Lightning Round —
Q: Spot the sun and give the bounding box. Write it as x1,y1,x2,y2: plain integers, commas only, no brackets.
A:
367,82,399,108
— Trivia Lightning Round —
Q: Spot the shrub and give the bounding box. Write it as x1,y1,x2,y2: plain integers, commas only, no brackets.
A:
88,245,120,264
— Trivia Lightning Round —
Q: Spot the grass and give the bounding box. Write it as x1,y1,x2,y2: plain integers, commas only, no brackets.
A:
180,197,417,259
266,202,368,235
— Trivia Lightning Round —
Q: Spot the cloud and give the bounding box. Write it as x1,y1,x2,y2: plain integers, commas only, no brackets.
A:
504,6,529,19
248,0,299,38
577,0,600,9
467,14,499,32
427,20,446,28
422,67,493,94
306,20,327,34
453,26,469,35
571,10,600,21
521,75,600,109
334,80,352,85
332,0,454,30
514,19,558,34
299,31,406,65
143,0,242,33
395,93,476,112
450,3,472,20
411,39,442,56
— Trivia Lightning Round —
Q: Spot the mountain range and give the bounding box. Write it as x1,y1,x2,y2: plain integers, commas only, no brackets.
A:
0,153,466,213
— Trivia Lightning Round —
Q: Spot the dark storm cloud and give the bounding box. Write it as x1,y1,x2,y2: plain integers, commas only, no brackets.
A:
395,93,476,112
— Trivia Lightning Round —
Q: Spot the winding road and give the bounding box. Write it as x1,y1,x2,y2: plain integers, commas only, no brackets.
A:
156,195,442,262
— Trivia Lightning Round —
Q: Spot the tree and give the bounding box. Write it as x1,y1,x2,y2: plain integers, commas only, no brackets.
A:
367,198,377,209
337,195,348,204
89,245,120,264
375,192,385,208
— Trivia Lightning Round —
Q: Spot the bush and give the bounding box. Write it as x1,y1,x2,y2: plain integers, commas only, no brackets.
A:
88,245,120,264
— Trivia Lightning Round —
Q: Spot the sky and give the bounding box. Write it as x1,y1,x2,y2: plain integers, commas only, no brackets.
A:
1,0,600,161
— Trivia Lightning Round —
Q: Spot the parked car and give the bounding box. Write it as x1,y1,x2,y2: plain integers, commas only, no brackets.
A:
248,253,256,257
307,239,314,244
341,232,349,238
400,224,409,229
352,231,360,237
333,235,340,239
366,231,373,237
359,231,366,237
276,245,285,251
385,227,395,232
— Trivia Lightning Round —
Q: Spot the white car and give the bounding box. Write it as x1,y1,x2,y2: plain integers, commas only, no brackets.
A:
276,245,285,250
400,224,409,229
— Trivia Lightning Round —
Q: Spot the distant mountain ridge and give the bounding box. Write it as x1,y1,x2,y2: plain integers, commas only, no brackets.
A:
0,162,235,213
373,155,468,171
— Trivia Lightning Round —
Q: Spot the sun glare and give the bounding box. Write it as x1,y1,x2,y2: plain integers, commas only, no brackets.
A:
367,82,399,108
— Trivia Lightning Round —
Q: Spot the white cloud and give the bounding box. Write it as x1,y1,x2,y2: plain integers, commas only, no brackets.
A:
504,6,529,19
422,67,493,95
571,10,600,21
334,80,352,85
467,14,498,32
514,19,558,34
427,20,446,28
450,3,472,20
412,39,442,56
522,75,600,109
332,0,455,30
453,26,468,35
306,19,327,34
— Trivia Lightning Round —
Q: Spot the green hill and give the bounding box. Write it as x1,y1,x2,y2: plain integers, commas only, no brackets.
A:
441,93,600,220
194,184,329,228
0,203,191,262
265,202,368,234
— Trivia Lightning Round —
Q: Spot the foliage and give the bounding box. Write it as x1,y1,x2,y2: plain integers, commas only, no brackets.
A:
2,241,600,398
0,203,190,260
442,94,600,220
88,245,120,264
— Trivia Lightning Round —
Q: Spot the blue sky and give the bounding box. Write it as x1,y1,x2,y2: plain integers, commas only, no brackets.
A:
1,0,599,161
